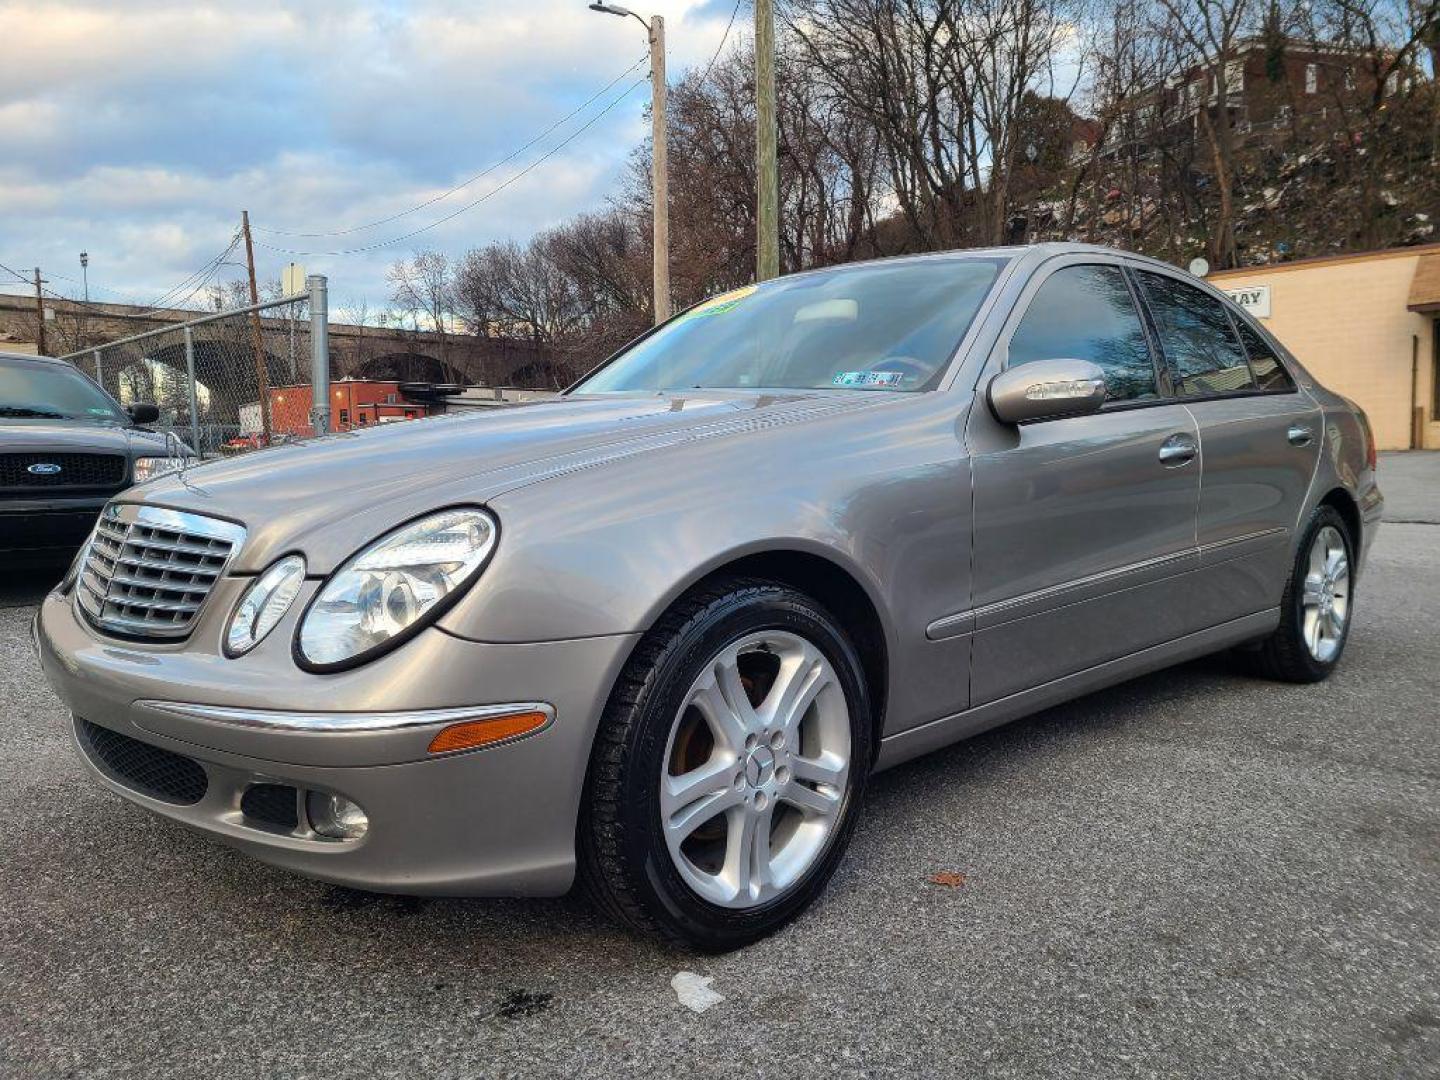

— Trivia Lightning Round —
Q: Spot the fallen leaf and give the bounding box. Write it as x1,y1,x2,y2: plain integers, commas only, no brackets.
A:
929,871,967,888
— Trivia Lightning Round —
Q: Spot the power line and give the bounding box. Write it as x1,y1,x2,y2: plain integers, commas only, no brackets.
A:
0,258,115,315
696,0,746,85
130,233,242,314
255,54,649,240
255,74,651,258
2,232,246,316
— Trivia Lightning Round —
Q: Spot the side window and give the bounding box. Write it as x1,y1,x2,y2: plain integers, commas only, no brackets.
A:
1233,319,1295,391
1137,271,1256,395
1008,265,1157,402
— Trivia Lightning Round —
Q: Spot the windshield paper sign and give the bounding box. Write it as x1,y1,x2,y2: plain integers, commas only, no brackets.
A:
833,370,904,388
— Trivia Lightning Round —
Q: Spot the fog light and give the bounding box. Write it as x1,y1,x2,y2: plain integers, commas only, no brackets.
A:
306,792,369,839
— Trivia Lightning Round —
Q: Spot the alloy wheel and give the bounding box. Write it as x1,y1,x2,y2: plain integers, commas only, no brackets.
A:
659,630,851,909
1301,524,1350,663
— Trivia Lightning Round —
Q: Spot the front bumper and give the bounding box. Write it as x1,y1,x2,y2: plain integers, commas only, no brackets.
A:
35,587,636,896
0,495,108,556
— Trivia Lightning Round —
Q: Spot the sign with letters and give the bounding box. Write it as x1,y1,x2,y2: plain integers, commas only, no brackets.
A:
1223,284,1271,319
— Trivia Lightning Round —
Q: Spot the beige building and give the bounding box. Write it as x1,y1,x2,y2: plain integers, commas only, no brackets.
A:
1207,243,1440,450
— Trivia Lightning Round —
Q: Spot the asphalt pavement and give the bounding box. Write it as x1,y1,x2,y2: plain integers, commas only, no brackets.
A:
0,456,1436,1078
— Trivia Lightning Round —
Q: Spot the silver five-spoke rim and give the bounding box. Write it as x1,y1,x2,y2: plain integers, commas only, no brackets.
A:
660,630,851,909
1301,525,1350,663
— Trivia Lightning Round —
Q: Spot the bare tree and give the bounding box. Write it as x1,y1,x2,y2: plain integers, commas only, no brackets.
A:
387,250,460,380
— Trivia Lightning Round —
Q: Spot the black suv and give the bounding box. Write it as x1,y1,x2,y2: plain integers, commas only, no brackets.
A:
1,352,187,563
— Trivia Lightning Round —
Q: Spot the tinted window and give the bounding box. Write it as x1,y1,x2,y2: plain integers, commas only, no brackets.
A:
1137,272,1256,395
575,258,1006,394
1008,265,1157,401
1234,320,1295,391
0,357,127,422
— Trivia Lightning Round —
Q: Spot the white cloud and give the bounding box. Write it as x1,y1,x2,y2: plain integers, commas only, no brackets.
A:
0,0,742,310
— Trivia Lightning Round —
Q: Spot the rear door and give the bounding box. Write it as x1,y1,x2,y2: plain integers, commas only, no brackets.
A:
966,258,1202,705
1132,269,1321,624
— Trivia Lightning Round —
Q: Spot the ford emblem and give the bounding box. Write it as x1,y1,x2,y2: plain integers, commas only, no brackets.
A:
27,463,63,475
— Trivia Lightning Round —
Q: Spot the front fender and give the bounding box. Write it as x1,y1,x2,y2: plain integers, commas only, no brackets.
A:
436,393,978,737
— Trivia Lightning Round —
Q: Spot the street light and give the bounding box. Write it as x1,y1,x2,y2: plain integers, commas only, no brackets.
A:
589,3,670,323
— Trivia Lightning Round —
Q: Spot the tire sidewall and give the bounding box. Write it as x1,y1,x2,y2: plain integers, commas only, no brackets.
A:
617,587,872,950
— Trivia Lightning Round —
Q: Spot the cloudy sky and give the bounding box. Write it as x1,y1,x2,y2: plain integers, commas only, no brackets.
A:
0,0,742,316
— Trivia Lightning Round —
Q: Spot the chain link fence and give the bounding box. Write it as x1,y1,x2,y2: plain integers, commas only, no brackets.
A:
58,280,327,459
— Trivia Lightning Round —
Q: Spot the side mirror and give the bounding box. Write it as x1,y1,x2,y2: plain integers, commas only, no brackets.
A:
987,359,1107,425
127,402,160,424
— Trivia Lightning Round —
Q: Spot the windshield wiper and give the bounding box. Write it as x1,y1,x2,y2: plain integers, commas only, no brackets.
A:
0,405,67,419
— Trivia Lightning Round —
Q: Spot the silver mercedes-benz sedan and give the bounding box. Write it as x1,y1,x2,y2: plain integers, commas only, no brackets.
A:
35,243,1382,950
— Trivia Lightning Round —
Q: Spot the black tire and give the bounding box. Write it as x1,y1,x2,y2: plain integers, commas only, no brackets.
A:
579,577,873,952
1245,505,1355,683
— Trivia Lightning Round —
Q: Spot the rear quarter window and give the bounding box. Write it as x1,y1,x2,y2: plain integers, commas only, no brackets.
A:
1233,319,1296,392
1136,271,1257,396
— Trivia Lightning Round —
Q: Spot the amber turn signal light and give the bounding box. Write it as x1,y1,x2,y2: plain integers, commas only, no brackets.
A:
427,710,549,754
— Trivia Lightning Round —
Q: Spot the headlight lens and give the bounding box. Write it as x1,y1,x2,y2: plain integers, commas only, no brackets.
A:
132,455,191,484
297,508,498,669
226,555,307,657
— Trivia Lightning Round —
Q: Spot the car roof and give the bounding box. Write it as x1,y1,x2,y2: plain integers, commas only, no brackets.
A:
767,242,1192,285
0,351,72,367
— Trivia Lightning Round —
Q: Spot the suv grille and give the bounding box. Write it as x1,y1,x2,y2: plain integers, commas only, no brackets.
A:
75,717,208,805
0,452,126,491
76,503,246,640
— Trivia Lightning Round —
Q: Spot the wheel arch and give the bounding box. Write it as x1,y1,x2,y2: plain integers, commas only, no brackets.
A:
1318,486,1362,556
627,545,891,749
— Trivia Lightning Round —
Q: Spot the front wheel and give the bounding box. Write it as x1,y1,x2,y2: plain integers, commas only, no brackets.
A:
580,578,872,951
1247,505,1355,683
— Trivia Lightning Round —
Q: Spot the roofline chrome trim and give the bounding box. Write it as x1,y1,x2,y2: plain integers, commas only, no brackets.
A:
137,700,556,734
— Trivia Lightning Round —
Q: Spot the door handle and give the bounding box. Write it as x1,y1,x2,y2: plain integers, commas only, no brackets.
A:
1287,424,1314,447
1158,434,1197,467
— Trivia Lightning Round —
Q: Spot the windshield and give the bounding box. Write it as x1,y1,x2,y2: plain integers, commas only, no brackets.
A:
0,357,128,422
574,256,1007,394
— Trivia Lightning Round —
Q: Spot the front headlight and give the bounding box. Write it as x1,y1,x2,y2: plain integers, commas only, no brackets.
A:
225,554,307,657
296,507,498,670
132,455,191,484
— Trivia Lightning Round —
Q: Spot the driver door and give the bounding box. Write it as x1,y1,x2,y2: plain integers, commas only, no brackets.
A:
966,259,1202,705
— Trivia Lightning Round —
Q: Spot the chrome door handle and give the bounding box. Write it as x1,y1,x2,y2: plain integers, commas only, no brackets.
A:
1158,434,1197,466
1287,424,1314,446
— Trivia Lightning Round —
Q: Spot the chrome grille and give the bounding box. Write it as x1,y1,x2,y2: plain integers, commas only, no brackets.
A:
76,503,246,640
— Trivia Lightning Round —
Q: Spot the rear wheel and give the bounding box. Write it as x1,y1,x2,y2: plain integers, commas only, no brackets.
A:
1247,505,1355,682
580,578,872,951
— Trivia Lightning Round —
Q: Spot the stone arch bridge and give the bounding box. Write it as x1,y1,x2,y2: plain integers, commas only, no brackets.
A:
0,293,564,389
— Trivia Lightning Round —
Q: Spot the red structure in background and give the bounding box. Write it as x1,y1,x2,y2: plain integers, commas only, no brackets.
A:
267,380,443,435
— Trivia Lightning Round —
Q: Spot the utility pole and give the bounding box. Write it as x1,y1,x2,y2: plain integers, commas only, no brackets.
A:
755,0,779,282
588,4,670,323
240,210,273,442
32,268,48,357
79,251,89,350
650,15,670,323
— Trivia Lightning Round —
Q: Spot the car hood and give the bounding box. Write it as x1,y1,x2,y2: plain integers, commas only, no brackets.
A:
0,420,170,454
131,390,884,572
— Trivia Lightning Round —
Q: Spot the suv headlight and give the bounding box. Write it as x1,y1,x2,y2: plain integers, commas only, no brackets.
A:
296,507,498,670
132,455,191,484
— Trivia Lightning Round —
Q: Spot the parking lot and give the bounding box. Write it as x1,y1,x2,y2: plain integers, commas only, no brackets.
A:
1,454,1436,1079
